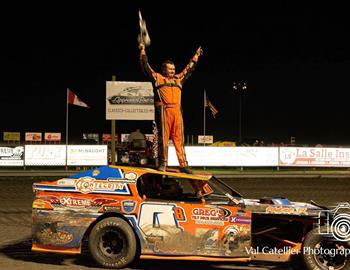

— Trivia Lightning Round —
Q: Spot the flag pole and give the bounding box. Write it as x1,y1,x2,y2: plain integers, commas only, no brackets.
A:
66,88,69,145
203,89,206,146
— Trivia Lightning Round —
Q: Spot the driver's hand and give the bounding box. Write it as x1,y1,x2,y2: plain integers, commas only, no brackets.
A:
196,46,203,56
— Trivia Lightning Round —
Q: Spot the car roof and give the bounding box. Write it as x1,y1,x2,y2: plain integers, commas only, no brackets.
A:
110,165,212,181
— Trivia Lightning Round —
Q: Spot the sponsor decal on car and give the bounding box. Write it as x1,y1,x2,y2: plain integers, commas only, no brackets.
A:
36,228,73,245
92,169,100,177
229,216,251,224
74,177,130,194
266,206,308,215
60,197,92,207
191,207,232,226
222,226,240,255
122,200,137,213
196,228,219,250
57,179,76,186
124,172,138,181
192,207,231,218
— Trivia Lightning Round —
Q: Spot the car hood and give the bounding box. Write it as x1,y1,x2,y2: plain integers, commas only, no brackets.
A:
243,198,324,216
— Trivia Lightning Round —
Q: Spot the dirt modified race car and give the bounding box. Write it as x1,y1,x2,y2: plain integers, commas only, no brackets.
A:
32,165,350,269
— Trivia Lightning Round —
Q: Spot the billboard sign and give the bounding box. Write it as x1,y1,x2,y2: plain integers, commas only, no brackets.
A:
279,147,350,167
168,146,279,167
106,81,154,120
25,132,42,142
44,133,61,142
67,145,108,166
0,146,24,166
3,132,20,141
198,135,214,144
102,134,118,143
25,145,66,166
83,133,99,143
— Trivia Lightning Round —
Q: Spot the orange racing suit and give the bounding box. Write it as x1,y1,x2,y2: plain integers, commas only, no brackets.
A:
140,48,200,168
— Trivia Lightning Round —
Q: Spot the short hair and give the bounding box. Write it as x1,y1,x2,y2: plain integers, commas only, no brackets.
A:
161,60,175,73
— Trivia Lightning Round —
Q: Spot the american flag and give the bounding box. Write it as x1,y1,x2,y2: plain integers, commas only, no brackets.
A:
205,97,218,118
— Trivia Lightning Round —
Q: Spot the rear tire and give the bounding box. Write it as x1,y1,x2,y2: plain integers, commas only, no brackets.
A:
89,217,137,269
302,226,350,270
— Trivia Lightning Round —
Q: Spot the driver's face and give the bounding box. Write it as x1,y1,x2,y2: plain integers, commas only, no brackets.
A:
163,63,176,78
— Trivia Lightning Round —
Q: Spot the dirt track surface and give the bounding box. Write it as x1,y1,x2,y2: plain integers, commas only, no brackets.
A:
0,176,349,270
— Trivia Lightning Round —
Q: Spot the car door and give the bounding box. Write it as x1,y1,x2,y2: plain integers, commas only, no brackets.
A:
136,174,251,257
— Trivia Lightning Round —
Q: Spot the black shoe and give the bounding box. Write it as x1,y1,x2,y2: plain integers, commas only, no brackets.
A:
179,166,192,174
158,164,166,172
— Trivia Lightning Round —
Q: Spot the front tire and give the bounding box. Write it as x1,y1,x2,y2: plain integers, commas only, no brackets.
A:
302,226,350,270
89,217,137,269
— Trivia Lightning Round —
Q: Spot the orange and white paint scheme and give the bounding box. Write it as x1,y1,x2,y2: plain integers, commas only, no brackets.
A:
31,165,333,269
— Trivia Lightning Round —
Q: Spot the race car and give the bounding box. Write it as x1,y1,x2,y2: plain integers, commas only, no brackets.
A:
32,165,350,269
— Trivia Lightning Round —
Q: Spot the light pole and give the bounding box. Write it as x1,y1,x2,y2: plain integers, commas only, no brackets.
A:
233,81,247,144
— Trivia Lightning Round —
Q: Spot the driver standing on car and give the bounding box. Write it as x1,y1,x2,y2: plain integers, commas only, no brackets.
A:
139,43,203,174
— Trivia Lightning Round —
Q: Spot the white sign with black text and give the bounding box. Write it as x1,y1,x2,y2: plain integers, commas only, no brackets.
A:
106,81,154,120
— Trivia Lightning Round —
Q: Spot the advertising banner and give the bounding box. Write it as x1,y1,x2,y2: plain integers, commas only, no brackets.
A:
279,147,350,167
3,132,20,141
44,133,61,142
106,81,154,120
67,145,108,166
82,133,99,143
25,132,42,142
168,146,279,166
25,145,66,166
102,134,119,142
0,146,24,166
198,135,214,144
